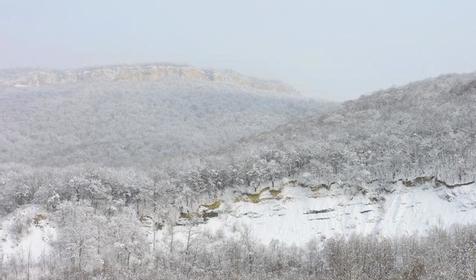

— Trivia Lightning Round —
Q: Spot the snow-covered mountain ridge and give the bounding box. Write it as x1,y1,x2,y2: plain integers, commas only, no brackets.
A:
0,63,298,95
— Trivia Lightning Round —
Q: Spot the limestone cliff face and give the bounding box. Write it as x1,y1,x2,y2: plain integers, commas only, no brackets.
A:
0,64,298,95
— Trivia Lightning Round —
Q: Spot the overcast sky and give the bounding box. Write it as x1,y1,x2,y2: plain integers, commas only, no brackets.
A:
1,0,476,100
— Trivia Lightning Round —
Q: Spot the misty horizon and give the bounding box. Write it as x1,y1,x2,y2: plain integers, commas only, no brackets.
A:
2,0,476,101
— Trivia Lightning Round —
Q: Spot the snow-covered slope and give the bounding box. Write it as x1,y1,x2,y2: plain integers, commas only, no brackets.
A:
168,181,476,246
5,181,475,262
0,206,56,262
0,64,327,168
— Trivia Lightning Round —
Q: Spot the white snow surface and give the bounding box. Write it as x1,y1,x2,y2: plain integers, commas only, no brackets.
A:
169,182,476,246
3,182,476,261
0,206,56,263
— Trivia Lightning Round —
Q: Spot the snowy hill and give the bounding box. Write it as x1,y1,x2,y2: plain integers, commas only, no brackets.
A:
154,71,476,246
0,64,326,168
212,71,476,187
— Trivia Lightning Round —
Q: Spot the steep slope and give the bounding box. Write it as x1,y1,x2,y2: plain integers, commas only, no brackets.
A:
156,71,476,245
214,72,476,187
167,180,476,246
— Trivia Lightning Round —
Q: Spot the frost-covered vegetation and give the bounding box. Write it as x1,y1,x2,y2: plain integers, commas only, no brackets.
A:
1,66,476,279
3,217,476,280
224,72,476,188
0,78,323,168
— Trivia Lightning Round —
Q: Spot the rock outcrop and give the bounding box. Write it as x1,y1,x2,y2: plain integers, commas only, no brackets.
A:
0,63,298,95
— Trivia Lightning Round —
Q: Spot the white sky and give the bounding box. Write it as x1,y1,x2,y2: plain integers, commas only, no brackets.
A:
1,0,476,100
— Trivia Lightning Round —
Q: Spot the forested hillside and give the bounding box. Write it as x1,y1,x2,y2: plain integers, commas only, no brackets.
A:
1,68,476,280
0,64,325,168
204,72,476,190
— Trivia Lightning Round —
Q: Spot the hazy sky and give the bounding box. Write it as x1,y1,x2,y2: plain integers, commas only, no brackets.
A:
1,0,476,100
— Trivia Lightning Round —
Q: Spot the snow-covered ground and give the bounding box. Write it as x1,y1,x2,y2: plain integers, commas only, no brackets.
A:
3,182,476,262
0,206,56,263
169,182,476,246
